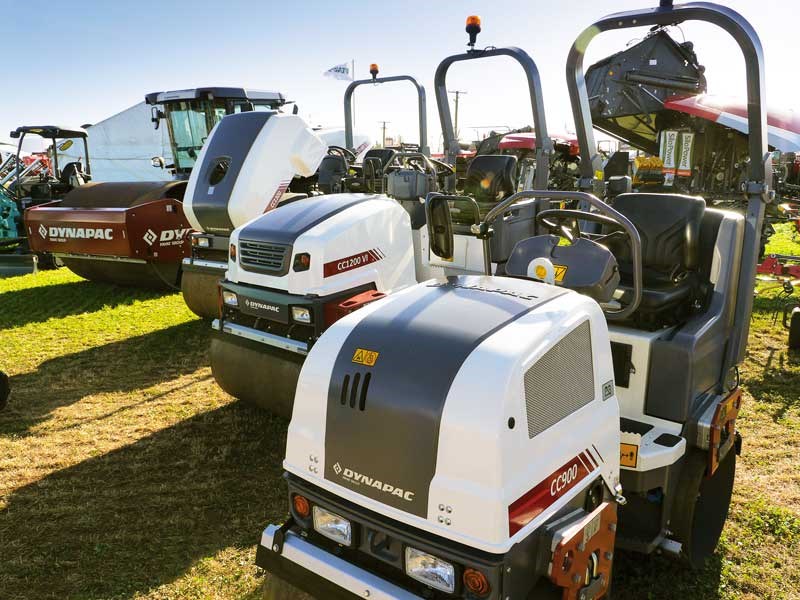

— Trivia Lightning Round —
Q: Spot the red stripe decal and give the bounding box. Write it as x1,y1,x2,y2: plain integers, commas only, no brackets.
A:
323,249,383,278
508,454,591,536
582,450,598,469
577,453,592,472
264,179,292,213
592,444,605,464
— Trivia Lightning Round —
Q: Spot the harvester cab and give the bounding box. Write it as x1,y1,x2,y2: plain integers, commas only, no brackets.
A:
1,125,91,275
256,3,770,599
23,87,286,289
210,24,556,417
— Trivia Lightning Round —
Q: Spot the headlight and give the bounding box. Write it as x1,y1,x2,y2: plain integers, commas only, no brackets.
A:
197,236,210,248
404,547,455,593
291,306,312,323
222,291,238,307
312,506,352,546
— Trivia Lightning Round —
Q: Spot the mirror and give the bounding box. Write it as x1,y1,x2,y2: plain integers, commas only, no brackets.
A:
151,107,164,130
426,194,454,260
57,139,73,152
449,197,481,228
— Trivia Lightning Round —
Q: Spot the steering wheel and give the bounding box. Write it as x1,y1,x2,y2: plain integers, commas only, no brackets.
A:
536,208,624,243
479,190,642,321
327,146,357,162
428,157,456,176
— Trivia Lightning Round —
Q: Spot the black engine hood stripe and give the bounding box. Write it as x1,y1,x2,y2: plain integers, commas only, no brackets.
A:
323,276,567,517
238,194,379,246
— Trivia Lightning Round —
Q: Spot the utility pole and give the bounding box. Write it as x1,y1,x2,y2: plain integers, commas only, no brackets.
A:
378,121,390,147
448,90,467,141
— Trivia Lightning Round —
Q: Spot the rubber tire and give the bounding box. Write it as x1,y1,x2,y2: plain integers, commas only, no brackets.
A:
0,371,9,411
180,269,222,319
210,335,303,418
263,575,316,600
789,308,800,351
670,447,736,568
61,258,180,290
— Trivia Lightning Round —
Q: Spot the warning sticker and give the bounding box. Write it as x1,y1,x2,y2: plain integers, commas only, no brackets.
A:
620,443,639,468
352,348,380,367
553,264,568,283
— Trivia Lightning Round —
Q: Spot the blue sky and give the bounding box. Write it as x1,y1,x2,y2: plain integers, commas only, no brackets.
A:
3,0,795,153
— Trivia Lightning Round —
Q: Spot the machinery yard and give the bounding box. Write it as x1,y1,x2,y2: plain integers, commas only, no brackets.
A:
3,1,800,598
0,224,798,599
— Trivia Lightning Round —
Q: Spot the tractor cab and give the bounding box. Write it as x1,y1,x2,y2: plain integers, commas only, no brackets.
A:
8,125,91,207
145,87,289,179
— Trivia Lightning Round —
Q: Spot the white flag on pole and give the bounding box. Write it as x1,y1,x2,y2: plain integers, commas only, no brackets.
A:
323,62,353,81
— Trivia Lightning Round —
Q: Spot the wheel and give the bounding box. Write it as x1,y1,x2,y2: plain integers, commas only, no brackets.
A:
670,447,736,568
0,371,9,411
180,269,222,319
210,334,303,418
263,575,315,600
789,308,800,350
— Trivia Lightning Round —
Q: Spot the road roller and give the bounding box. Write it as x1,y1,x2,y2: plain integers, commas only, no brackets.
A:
24,87,288,289
210,44,553,417
255,4,769,597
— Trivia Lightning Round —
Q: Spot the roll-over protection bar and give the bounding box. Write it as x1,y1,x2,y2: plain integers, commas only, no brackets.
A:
344,75,429,157
434,46,552,192
566,0,771,381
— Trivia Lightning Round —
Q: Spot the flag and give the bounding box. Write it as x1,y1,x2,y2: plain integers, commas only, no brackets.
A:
323,62,353,81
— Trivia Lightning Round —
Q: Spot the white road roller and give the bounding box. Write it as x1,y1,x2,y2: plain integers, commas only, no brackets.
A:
211,36,554,417
179,106,373,318
255,3,770,598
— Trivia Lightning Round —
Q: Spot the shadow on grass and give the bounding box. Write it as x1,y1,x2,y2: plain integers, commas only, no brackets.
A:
612,550,724,600
0,279,168,330
0,320,209,436
0,403,290,600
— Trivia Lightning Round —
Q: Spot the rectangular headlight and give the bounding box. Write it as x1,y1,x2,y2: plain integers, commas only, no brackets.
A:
291,306,312,323
312,506,352,545
405,547,455,593
222,290,238,307
196,236,210,248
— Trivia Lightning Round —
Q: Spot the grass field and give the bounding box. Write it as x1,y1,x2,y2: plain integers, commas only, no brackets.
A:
0,224,798,600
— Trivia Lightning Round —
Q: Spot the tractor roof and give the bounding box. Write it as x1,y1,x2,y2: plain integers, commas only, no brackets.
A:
10,125,88,139
144,87,287,106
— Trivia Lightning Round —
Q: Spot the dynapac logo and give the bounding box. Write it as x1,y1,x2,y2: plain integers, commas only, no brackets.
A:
333,462,415,502
243,298,280,313
143,228,191,247
40,226,113,240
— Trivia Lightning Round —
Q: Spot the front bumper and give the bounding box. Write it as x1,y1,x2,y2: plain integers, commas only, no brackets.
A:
257,524,421,600
212,318,309,355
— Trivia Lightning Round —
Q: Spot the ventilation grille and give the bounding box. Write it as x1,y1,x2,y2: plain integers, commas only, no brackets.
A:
340,372,372,411
239,239,289,274
524,321,595,439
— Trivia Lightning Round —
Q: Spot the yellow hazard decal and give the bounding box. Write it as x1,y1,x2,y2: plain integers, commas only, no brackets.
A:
352,348,380,366
620,443,638,468
553,264,568,283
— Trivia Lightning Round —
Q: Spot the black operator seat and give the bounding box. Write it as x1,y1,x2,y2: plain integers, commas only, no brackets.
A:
317,155,348,194
362,148,397,173
464,155,517,217
608,192,706,324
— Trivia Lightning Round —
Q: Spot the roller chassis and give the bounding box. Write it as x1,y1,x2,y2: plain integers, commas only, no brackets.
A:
254,2,769,599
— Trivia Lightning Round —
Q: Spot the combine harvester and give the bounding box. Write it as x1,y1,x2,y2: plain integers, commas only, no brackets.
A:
254,3,770,598
1,126,91,275
210,45,553,416
179,96,374,318
24,87,288,289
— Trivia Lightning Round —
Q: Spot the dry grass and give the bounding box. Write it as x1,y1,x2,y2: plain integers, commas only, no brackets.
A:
0,223,798,599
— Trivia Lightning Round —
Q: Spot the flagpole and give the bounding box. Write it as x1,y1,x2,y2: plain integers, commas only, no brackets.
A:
351,59,356,136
